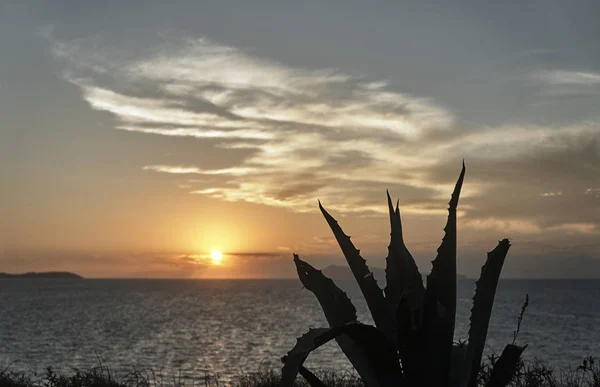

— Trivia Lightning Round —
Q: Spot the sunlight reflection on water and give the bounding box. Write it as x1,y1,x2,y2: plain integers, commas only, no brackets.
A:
1,279,599,381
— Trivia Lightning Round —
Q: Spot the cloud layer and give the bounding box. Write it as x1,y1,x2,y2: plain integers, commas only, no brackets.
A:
49,33,600,242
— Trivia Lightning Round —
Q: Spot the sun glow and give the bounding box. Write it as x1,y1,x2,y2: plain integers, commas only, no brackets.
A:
211,250,223,264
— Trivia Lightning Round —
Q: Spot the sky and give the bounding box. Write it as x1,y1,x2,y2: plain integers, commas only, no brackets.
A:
1,0,599,278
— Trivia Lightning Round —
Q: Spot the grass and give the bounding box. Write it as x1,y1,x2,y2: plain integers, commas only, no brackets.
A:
0,357,597,387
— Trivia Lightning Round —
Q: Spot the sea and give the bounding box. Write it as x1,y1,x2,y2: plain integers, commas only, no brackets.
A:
0,279,599,382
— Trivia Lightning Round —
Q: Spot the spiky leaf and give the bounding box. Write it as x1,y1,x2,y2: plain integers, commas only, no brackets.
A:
281,328,331,387
450,343,468,387
297,365,328,387
486,344,527,387
464,239,511,387
294,254,357,326
281,324,402,387
281,356,328,387
395,288,422,383
294,254,379,384
384,192,424,318
421,162,466,387
318,202,393,342
385,192,425,364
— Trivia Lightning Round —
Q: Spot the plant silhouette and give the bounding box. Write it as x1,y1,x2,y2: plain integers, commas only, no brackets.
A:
281,163,527,387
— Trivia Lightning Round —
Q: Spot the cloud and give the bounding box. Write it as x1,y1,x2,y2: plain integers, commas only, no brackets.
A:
535,70,600,85
532,69,600,97
48,33,458,214
143,165,256,175
48,33,600,238
585,188,600,198
463,218,542,234
547,223,599,235
144,165,203,174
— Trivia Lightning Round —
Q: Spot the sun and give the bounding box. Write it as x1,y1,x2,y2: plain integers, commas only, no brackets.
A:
211,250,223,264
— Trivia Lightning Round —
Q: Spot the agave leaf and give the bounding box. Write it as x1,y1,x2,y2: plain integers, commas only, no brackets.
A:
318,202,393,342
297,365,328,387
464,239,511,387
421,162,466,387
281,328,331,387
281,356,329,387
449,343,468,387
281,324,402,387
385,192,425,314
294,254,379,384
294,254,357,326
395,288,423,383
385,192,425,358
486,344,527,387
427,161,466,319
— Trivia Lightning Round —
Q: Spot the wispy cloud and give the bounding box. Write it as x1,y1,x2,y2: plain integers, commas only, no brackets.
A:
535,70,600,85
463,218,542,234
547,223,599,235
48,34,458,213
532,69,600,97
48,33,600,235
143,165,256,175
144,165,203,174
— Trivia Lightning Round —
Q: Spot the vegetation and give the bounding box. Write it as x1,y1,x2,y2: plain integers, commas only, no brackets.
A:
0,358,598,387
281,163,536,387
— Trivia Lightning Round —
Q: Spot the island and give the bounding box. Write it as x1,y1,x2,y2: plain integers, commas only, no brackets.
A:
0,272,84,279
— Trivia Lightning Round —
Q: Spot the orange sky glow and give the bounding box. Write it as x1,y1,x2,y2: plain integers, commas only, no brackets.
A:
2,3,599,279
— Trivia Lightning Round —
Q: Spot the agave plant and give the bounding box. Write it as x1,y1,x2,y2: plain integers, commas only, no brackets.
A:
281,163,527,387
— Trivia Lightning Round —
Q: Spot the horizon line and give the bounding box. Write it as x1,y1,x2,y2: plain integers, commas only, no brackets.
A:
4,276,599,281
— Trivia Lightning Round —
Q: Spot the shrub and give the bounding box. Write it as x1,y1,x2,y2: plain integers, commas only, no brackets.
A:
281,163,528,387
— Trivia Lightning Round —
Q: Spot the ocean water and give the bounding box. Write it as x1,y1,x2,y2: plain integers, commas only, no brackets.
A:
0,279,599,382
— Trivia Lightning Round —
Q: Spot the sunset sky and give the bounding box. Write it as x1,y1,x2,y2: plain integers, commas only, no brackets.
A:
1,1,599,278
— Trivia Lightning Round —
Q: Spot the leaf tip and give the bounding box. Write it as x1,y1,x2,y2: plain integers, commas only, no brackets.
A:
449,162,467,209
318,200,328,215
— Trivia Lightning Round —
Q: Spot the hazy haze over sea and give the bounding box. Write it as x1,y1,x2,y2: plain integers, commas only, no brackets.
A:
1,279,599,382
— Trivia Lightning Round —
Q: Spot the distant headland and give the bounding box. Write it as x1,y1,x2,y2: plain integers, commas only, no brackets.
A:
0,272,84,279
